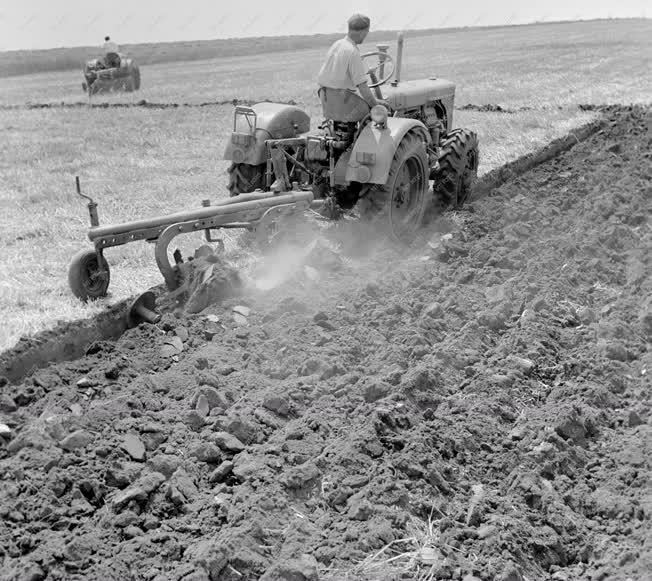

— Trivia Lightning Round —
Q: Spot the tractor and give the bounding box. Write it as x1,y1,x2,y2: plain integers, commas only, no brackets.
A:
223,33,479,241
66,33,479,302
82,53,141,95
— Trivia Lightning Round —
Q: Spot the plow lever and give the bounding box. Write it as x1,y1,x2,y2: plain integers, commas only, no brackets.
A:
76,176,99,227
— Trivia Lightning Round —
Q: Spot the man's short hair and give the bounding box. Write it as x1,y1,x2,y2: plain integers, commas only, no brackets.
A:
348,14,370,31
105,36,110,41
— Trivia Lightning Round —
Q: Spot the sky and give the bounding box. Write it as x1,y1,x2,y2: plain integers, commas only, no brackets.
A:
1,0,650,51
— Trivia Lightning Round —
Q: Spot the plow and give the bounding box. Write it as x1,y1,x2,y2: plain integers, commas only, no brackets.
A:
69,177,321,301
68,32,479,302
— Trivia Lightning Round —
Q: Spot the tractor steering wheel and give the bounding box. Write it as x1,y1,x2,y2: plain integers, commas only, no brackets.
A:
360,52,395,88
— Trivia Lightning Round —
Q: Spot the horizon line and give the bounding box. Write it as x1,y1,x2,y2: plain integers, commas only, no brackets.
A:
1,16,648,54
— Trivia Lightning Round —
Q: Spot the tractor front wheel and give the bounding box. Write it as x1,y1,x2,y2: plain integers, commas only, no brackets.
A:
357,131,429,242
227,163,267,197
68,250,110,301
432,129,479,207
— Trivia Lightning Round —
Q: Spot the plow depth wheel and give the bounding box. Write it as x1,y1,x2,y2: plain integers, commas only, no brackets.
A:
358,131,429,242
68,250,110,301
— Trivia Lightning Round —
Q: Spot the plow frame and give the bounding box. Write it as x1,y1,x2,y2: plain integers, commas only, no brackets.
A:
71,177,321,300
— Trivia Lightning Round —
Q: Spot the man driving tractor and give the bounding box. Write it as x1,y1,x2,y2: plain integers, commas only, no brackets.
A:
103,36,120,68
219,20,478,244
317,14,387,119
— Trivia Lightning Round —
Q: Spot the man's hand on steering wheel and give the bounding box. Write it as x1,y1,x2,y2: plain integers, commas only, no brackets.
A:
361,52,395,88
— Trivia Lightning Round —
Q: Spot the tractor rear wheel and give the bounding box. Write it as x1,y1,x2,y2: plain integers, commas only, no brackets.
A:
227,163,267,197
432,129,479,207
357,131,429,242
68,250,110,301
133,66,141,90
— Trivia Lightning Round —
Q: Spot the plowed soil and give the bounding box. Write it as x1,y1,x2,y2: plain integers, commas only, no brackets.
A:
1,105,650,581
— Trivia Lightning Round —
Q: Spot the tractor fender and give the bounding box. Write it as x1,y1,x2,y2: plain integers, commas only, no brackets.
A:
224,102,310,165
223,127,272,165
343,118,430,185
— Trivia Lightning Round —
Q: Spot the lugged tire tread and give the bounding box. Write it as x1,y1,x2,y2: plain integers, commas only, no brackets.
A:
433,129,479,206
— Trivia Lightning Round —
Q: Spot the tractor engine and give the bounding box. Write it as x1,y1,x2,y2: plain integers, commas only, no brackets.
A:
402,102,449,144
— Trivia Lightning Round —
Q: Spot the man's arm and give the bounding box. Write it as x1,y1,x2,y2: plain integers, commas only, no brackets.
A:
357,81,379,109
349,50,380,108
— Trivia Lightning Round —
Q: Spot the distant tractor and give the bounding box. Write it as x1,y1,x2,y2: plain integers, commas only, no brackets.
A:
224,33,479,241
82,53,141,95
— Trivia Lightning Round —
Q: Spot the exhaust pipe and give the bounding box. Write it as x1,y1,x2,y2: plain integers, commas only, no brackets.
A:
391,32,404,86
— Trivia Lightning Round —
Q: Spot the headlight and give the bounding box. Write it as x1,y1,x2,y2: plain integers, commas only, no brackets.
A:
371,105,388,126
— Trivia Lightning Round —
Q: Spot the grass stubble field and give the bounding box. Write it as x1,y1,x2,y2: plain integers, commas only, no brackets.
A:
0,18,650,351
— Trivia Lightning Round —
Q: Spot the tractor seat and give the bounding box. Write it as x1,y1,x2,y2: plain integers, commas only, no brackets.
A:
318,87,369,123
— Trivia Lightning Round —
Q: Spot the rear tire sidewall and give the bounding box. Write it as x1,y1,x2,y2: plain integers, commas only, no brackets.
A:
124,75,135,92
386,136,429,241
357,132,429,243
